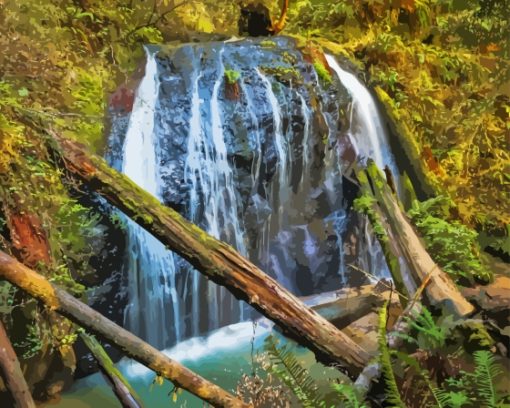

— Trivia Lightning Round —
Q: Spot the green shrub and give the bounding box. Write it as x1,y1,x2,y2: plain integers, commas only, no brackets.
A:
224,68,241,84
408,196,492,285
260,40,277,48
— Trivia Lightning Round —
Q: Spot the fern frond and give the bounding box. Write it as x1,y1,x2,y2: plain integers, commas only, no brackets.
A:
473,350,502,408
431,388,469,408
264,335,323,408
378,301,406,408
406,306,448,350
331,382,368,408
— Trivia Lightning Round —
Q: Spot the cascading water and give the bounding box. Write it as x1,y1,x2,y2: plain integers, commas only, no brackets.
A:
108,38,403,349
184,46,248,331
326,53,401,281
325,54,399,180
121,47,181,348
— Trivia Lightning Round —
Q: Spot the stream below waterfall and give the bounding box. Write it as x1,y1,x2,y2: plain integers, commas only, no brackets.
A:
55,36,400,406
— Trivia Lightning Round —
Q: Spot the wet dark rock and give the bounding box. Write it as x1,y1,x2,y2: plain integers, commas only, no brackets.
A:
102,37,388,347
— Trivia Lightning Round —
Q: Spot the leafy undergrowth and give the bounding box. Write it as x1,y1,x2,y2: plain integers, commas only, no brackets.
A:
237,305,510,408
408,196,492,285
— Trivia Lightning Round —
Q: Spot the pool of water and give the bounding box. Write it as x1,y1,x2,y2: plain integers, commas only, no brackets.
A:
47,321,344,407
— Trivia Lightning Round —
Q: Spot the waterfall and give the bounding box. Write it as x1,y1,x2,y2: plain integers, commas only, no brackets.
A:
109,39,403,348
326,53,399,280
255,68,291,210
298,92,312,185
184,47,247,332
325,54,399,181
121,48,181,348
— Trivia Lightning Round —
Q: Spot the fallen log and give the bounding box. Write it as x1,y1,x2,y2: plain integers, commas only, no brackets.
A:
0,250,248,408
356,160,474,317
48,132,370,376
80,332,144,408
0,320,36,408
355,167,414,304
307,283,398,329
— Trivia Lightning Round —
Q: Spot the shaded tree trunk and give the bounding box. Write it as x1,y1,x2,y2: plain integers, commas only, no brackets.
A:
80,332,144,408
0,320,35,408
48,132,371,377
0,250,249,408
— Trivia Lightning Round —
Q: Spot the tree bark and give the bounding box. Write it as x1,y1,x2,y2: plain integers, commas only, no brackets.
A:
309,284,394,329
356,166,414,305
48,132,371,377
80,332,144,408
0,320,36,408
357,160,474,317
0,250,248,408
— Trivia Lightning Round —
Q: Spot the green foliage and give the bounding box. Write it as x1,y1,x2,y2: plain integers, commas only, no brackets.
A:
52,198,101,277
404,307,450,351
263,336,324,408
353,193,387,240
224,69,241,84
14,322,44,359
260,40,277,48
260,65,303,84
408,196,492,285
432,389,470,408
378,302,406,408
472,350,502,408
313,61,332,84
0,282,16,314
431,350,506,408
331,383,368,408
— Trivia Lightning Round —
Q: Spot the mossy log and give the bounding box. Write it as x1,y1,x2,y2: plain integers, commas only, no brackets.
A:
355,167,413,306
0,250,248,408
374,87,440,198
0,320,36,408
80,332,144,408
355,160,474,317
48,132,371,377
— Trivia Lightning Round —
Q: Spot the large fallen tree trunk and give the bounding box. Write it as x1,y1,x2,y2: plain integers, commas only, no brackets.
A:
355,168,414,305
0,250,248,408
0,320,35,408
48,132,370,376
355,160,474,317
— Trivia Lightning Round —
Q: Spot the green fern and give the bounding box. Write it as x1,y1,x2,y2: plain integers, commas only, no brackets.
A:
431,389,470,408
429,350,504,408
331,382,368,408
378,301,406,408
472,350,502,408
395,306,449,351
263,335,324,408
